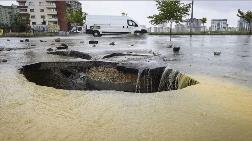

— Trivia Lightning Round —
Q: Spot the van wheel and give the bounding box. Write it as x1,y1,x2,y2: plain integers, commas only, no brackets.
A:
134,31,141,35
93,31,101,37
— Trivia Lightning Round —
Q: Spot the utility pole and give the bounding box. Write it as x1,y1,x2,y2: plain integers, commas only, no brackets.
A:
190,0,194,37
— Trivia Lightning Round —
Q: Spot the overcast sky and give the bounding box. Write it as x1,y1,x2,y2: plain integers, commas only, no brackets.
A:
1,0,252,27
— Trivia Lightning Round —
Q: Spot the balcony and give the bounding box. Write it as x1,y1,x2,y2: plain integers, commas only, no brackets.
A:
48,18,58,22
46,4,56,8
17,6,28,9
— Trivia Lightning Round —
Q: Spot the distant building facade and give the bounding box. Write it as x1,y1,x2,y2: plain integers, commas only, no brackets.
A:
238,18,251,32
184,18,203,32
211,19,228,31
16,0,82,32
175,23,187,32
0,4,18,26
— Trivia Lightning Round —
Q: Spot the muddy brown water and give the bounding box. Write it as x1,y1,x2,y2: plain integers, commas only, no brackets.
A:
0,35,252,141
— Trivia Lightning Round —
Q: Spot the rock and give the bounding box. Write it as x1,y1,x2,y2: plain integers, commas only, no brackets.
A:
1,59,7,62
109,42,115,45
25,39,29,42
47,48,53,52
173,47,180,52
153,52,159,56
61,43,68,48
20,40,24,42
92,45,96,47
7,39,10,41
6,48,12,51
0,48,4,51
50,43,55,45
80,41,84,44
214,52,221,56
55,38,61,42
30,44,36,47
167,44,173,48
40,40,47,42
56,46,68,50
89,40,98,44
163,57,176,61
130,44,134,46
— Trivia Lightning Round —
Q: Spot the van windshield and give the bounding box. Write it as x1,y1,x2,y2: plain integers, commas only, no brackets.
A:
127,20,138,27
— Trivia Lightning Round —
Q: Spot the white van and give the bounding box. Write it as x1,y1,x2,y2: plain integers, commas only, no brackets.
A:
85,15,147,37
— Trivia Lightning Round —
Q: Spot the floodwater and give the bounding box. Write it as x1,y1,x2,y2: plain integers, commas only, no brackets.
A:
0,35,252,141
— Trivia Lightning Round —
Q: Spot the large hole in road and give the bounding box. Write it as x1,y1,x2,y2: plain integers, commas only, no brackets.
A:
20,61,199,93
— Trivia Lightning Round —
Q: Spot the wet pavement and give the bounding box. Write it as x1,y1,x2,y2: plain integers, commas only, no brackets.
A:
0,34,252,141
1,34,252,86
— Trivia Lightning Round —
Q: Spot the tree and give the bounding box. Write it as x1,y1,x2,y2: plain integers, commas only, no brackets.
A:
201,17,207,33
237,9,252,34
148,0,191,41
66,10,85,32
0,23,11,33
11,13,30,32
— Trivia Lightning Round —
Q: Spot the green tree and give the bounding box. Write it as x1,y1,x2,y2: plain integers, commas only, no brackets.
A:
148,0,191,41
67,10,85,32
201,17,207,33
0,23,11,33
237,9,252,34
11,13,30,32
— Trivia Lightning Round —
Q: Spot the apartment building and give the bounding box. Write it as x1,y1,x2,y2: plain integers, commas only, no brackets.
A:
0,4,18,26
16,0,82,32
184,18,203,32
210,19,228,31
175,23,187,32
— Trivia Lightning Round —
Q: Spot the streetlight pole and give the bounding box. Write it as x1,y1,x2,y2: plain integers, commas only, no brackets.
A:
190,0,194,37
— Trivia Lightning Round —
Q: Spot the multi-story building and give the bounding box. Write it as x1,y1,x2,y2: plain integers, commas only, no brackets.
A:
0,4,18,26
238,18,251,32
175,23,187,32
184,18,203,32
16,0,82,32
210,19,228,31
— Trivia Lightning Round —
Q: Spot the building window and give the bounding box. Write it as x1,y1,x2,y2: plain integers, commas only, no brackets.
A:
51,15,57,19
40,9,44,12
32,22,36,25
48,2,55,5
41,15,45,19
30,9,34,12
31,15,35,19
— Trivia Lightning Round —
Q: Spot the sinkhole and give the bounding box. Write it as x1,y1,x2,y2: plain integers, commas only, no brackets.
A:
20,61,199,93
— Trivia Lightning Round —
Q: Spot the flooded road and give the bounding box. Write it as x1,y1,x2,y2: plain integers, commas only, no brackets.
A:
0,35,252,141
